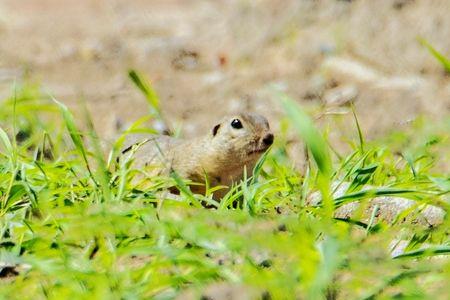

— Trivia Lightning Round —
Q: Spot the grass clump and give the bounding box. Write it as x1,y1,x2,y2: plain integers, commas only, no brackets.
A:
0,82,449,299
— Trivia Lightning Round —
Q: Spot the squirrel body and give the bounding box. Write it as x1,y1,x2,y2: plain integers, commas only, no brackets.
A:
122,113,273,198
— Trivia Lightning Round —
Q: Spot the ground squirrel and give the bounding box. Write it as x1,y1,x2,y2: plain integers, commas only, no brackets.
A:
121,113,274,198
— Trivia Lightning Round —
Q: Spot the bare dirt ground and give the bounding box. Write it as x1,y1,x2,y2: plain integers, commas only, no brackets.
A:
1,0,449,165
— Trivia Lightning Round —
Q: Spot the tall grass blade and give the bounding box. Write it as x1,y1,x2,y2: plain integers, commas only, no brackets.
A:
351,103,364,153
82,103,112,202
128,70,160,114
280,93,333,217
128,69,172,135
392,245,450,259
362,269,430,300
334,188,423,207
0,127,13,155
170,171,202,208
281,96,331,177
52,97,96,183
419,38,450,73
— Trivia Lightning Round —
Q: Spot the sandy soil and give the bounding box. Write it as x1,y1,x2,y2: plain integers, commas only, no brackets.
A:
0,0,449,161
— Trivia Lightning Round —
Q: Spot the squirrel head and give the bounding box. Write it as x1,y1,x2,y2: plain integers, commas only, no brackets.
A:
208,113,274,166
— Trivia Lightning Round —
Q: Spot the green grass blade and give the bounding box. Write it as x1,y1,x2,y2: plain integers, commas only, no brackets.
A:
281,95,331,177
128,70,161,115
334,188,424,207
392,245,450,259
52,97,96,183
362,269,430,300
419,38,450,73
280,93,333,217
82,103,112,202
351,103,364,153
170,171,202,208
0,127,13,155
128,69,172,135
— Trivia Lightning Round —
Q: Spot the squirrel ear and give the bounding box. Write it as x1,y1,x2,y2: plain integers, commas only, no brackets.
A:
212,124,221,136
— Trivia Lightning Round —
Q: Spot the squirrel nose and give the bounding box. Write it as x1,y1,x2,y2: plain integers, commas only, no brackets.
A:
262,133,274,146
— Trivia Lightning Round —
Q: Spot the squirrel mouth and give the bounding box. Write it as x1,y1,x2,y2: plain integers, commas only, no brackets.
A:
247,147,269,155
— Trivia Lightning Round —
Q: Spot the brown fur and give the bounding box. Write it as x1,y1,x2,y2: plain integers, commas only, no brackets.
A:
122,113,273,198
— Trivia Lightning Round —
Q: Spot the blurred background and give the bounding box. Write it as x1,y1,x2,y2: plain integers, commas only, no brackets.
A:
0,0,449,162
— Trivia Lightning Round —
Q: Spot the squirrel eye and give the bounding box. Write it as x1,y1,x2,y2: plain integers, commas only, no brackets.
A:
231,119,243,129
